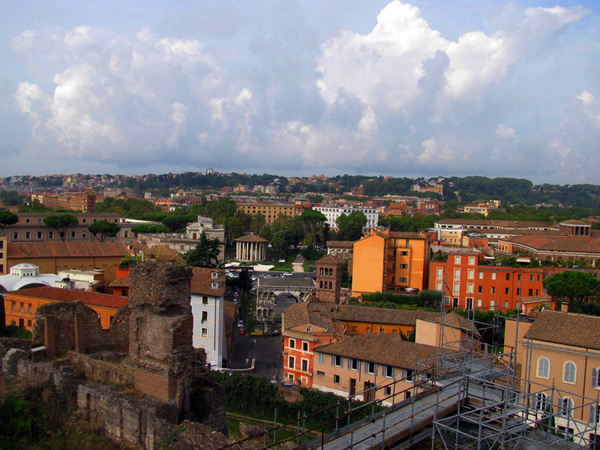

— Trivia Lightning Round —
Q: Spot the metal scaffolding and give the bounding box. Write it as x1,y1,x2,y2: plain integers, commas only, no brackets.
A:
430,307,600,450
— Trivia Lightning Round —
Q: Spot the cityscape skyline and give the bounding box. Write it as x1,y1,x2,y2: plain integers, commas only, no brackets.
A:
0,1,598,184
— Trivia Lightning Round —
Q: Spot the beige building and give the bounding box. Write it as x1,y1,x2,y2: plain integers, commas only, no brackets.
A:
236,202,295,224
312,333,439,405
505,311,600,447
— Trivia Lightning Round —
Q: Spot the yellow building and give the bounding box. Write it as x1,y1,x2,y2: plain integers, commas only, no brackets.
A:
351,229,430,297
236,202,295,224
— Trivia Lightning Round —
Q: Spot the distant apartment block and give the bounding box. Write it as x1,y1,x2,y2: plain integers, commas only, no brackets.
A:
314,205,379,230
31,191,98,213
352,229,430,297
236,202,295,224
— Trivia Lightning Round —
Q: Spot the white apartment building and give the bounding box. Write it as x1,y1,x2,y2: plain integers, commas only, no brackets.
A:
190,267,227,369
314,206,379,230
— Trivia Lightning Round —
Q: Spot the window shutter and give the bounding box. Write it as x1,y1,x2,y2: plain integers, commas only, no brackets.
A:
593,368,598,388
331,355,335,366
590,405,597,424
382,365,386,376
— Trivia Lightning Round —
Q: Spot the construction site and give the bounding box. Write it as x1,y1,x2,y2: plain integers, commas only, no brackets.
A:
221,307,600,450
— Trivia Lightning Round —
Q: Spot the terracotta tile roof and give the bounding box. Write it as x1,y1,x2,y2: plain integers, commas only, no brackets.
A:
314,333,440,370
332,304,440,326
8,286,128,309
527,310,600,350
109,275,130,287
235,234,268,243
283,302,335,333
326,241,355,248
190,267,226,297
7,242,130,259
504,236,600,253
316,254,341,264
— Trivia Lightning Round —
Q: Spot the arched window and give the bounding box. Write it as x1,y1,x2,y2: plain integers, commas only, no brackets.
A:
329,281,332,289
560,397,574,417
320,268,324,275
563,361,576,384
537,357,550,378
319,281,323,288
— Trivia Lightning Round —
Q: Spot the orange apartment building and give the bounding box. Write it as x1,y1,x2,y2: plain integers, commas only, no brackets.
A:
505,311,600,447
352,230,430,297
281,301,466,387
429,250,545,311
5,286,127,331
236,202,295,224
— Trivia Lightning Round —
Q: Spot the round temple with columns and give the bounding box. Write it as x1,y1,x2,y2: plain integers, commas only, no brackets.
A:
235,234,268,262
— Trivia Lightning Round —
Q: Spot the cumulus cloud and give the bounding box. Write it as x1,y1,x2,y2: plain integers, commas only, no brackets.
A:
578,90,595,105
4,1,597,183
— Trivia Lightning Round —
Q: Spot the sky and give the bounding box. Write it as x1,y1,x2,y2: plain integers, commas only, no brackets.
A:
0,1,599,184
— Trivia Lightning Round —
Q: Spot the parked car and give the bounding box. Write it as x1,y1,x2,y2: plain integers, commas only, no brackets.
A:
238,327,246,335
250,330,263,336
237,320,244,328
269,330,281,337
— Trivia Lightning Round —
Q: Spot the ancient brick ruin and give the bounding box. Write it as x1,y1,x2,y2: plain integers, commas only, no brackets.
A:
0,261,239,450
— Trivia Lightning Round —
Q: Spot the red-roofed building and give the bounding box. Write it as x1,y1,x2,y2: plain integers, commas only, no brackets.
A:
5,286,127,331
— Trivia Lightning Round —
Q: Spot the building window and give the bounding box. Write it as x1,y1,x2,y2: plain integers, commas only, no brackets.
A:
590,405,600,424
592,368,600,388
436,282,442,291
517,274,522,281
399,277,407,283
455,256,461,264
491,287,496,294
535,392,547,411
384,366,395,378
468,269,474,279
317,371,325,376
560,398,574,417
202,296,208,304
537,357,550,378
13,232,18,239
289,339,295,349
490,300,495,310
504,301,509,309
202,328,208,337
400,251,408,256
454,268,460,279
506,273,510,281
563,362,576,384
351,359,360,371
25,232,30,239
302,342,309,352
333,355,343,367
289,356,295,369
201,311,208,322
477,299,482,307
505,287,510,295
49,231,53,238
467,283,474,294
436,267,443,279
334,375,340,384
478,286,483,294
469,256,476,265
399,264,408,269
491,272,496,280
301,359,309,372
211,271,218,279
366,362,376,374
385,386,392,396
530,275,535,282
453,283,460,295
479,272,484,280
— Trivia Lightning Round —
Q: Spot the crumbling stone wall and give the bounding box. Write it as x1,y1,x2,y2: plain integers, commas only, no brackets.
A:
32,301,129,357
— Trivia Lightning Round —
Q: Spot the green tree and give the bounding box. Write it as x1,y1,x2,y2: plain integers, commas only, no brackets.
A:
336,211,367,241
162,215,194,232
300,208,327,247
271,230,294,258
184,232,222,268
43,214,78,241
0,210,18,234
130,224,171,235
544,270,600,305
88,220,121,242
251,212,266,234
